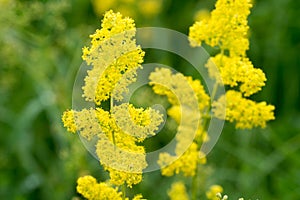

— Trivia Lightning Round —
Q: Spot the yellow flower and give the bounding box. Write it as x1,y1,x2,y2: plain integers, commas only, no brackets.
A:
62,110,76,133
96,133,147,174
132,194,145,200
105,166,143,188
189,0,252,57
149,68,207,109
62,109,103,140
158,142,206,177
81,10,145,105
62,10,164,191
112,103,163,140
206,185,223,200
212,90,275,129
168,181,189,200
206,54,266,96
189,0,275,132
76,175,123,200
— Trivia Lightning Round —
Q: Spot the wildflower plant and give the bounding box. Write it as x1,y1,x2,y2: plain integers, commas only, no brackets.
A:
62,0,275,198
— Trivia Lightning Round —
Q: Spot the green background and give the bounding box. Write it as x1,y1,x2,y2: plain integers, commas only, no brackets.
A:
0,0,299,199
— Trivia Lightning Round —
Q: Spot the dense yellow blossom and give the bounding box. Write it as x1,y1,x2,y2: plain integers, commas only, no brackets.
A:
189,0,275,133
150,68,210,176
62,108,102,140
189,0,252,57
105,166,143,188
62,11,164,193
76,175,123,200
62,110,76,133
212,90,275,129
206,185,224,200
93,106,153,186
112,103,163,140
168,181,189,200
158,142,206,177
149,68,209,110
93,103,164,186
96,134,147,173
81,10,145,105
206,54,266,96
65,107,152,186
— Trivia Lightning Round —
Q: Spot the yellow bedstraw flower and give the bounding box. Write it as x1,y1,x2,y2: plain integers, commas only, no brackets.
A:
149,68,209,177
206,55,266,96
112,103,163,140
212,90,275,129
150,68,209,176
62,11,163,196
81,10,145,105
168,181,189,200
132,194,145,200
159,142,206,177
77,175,123,200
189,0,252,57
206,185,224,200
62,110,76,133
189,0,275,130
94,104,162,186
149,68,210,110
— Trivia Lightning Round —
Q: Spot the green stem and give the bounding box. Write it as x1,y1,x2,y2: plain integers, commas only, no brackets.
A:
122,184,126,200
192,82,219,199
192,47,225,200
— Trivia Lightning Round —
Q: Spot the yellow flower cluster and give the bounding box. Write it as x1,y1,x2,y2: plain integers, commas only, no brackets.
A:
189,0,275,129
62,103,163,187
62,10,163,197
206,55,266,96
189,0,252,57
149,68,209,176
94,104,162,186
77,175,146,200
158,142,206,177
62,108,102,140
62,110,76,133
168,181,189,200
206,185,224,200
212,90,275,129
149,68,210,111
104,166,143,188
77,175,123,200
112,103,163,140
81,10,145,105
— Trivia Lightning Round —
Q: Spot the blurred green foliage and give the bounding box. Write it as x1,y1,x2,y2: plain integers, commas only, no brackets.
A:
0,0,299,199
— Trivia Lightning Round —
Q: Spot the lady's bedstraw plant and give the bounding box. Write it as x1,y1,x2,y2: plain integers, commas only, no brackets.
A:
63,10,163,199
151,0,274,199
62,0,275,198
157,0,275,199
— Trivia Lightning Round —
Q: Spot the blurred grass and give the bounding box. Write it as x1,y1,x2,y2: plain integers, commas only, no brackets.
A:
0,0,299,199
